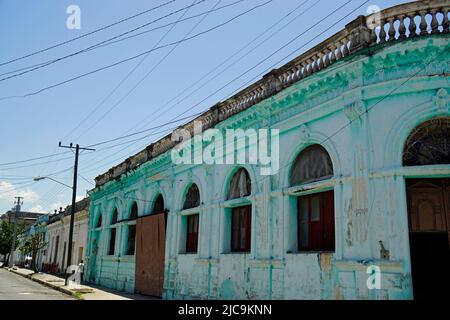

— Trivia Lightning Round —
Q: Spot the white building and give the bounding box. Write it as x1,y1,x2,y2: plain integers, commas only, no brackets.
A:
44,198,89,274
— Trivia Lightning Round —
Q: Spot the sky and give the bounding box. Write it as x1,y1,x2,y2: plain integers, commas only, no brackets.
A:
0,0,405,214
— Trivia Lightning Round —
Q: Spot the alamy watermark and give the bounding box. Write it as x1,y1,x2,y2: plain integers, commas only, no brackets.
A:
366,265,381,290
171,121,279,175
66,5,81,30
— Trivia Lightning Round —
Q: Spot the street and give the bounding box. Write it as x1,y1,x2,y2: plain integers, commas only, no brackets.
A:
0,268,73,300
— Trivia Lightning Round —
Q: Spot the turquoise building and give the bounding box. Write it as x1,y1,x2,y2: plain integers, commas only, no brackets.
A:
84,1,450,299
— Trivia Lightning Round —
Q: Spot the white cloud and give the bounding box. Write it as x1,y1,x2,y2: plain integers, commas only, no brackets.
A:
28,202,65,214
0,181,40,202
28,205,47,213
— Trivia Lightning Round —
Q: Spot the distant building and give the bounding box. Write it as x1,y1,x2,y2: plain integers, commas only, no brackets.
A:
0,211,45,227
43,198,90,274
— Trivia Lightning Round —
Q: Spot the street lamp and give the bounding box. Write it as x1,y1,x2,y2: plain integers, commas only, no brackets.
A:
33,176,73,190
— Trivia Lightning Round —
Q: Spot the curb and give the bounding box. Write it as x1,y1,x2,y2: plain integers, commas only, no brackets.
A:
8,268,79,299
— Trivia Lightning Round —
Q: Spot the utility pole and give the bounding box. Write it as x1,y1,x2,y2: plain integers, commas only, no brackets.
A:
9,196,23,267
58,142,95,285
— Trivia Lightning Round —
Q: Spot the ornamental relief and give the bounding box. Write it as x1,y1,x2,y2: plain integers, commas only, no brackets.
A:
403,117,450,166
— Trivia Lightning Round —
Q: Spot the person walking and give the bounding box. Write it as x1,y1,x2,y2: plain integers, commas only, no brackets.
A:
78,260,84,284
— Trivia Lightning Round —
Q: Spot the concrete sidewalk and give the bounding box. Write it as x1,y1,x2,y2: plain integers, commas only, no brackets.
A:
3,265,157,300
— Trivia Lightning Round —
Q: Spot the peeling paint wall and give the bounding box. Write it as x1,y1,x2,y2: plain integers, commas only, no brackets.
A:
85,35,450,299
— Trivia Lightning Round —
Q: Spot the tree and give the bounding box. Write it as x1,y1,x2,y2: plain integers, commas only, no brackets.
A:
0,221,25,267
19,233,47,272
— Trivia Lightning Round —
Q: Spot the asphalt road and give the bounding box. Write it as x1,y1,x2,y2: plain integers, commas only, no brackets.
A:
0,268,73,300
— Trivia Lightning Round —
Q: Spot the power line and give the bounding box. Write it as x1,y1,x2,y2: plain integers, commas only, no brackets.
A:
123,0,317,139
80,0,355,170
87,113,201,148
0,0,178,67
0,0,244,79
76,0,356,175
58,0,243,142
0,0,272,101
0,0,209,82
91,0,245,51
0,151,70,166
0,112,197,171
4,0,350,177
71,0,321,172
72,0,218,141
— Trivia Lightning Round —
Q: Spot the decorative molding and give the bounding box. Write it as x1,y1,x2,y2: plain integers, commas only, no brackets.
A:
344,100,366,123
433,88,450,112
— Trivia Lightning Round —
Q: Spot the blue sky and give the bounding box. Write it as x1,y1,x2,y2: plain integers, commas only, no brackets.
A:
0,0,403,214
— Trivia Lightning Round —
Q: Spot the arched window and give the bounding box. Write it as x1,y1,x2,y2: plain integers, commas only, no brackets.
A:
290,145,335,252
183,184,201,253
108,208,118,256
153,194,165,214
290,144,333,186
227,168,252,252
95,214,102,228
403,118,450,166
227,168,251,200
183,184,200,209
126,202,138,255
111,208,118,225
130,202,138,219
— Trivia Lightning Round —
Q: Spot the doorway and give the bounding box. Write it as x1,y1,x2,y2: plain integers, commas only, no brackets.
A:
135,211,167,297
406,178,450,300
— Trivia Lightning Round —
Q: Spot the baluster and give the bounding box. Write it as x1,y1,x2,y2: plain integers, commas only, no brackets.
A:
329,45,337,63
299,62,307,79
369,25,378,44
335,45,342,60
312,58,318,73
419,10,428,35
306,59,313,75
294,65,302,81
323,49,331,67
408,13,417,37
285,70,293,84
388,17,396,41
291,66,299,82
443,8,449,33
398,15,406,39
367,13,379,44
316,54,324,70
341,41,349,57
379,18,387,43
430,9,439,34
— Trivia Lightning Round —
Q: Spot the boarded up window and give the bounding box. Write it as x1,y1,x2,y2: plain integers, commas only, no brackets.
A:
297,191,335,251
111,209,118,225
127,225,136,255
130,202,138,219
96,214,102,228
183,184,200,210
231,205,252,252
186,214,199,253
291,144,333,186
403,118,450,166
153,194,165,213
227,168,251,200
108,228,116,255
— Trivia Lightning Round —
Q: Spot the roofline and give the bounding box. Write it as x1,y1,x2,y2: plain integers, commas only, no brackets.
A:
94,0,450,188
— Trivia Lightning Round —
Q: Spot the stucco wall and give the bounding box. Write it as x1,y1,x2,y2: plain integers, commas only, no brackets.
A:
86,35,450,299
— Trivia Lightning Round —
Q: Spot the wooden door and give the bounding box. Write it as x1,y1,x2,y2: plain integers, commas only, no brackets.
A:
135,212,166,297
406,179,450,300
297,190,334,251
